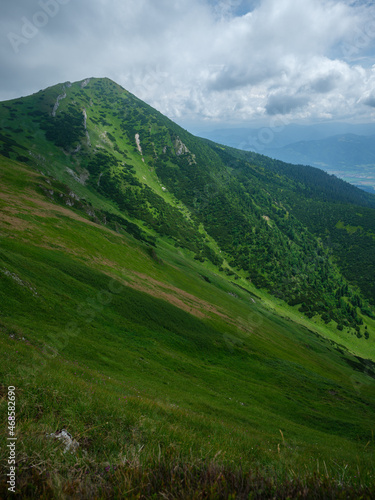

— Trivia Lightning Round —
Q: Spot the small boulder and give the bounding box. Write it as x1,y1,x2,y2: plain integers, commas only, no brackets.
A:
47,429,79,454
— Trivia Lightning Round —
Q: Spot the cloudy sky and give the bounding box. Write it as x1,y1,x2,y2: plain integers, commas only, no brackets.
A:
1,0,375,129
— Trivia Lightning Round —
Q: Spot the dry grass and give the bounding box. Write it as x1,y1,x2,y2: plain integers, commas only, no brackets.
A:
1,454,373,499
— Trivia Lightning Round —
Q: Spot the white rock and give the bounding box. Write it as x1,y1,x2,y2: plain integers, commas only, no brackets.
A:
47,429,79,454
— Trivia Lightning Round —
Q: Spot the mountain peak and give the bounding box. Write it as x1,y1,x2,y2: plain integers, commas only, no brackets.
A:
1,78,374,329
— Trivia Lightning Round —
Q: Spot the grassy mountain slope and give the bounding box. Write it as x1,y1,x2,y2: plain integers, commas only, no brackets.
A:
0,78,375,497
1,77,374,333
1,149,375,498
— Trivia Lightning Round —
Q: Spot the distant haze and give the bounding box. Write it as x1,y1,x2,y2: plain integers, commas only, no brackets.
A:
195,122,375,150
197,122,375,192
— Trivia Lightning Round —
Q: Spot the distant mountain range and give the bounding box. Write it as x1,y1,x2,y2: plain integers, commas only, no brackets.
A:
198,124,375,193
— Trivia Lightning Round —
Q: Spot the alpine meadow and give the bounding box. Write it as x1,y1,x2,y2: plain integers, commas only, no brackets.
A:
1,77,375,499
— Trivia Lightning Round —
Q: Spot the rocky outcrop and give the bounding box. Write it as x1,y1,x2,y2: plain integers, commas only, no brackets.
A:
82,108,91,146
135,133,145,162
174,137,189,156
81,78,91,88
173,137,196,164
1,269,38,297
52,88,66,117
66,167,89,186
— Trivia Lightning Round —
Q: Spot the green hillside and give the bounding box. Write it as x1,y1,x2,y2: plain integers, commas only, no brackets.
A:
1,77,375,331
208,145,375,311
1,78,375,498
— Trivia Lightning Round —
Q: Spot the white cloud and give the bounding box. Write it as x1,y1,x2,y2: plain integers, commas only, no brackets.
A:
0,0,374,126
